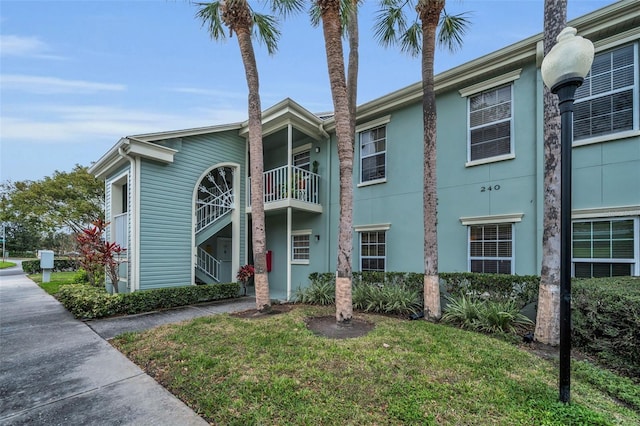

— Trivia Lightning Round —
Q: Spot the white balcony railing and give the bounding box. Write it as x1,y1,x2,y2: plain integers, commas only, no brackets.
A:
248,165,320,206
197,247,220,281
113,212,128,249
196,188,234,233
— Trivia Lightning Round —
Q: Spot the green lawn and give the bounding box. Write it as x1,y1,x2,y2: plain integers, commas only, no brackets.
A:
30,271,77,295
113,305,639,425
0,261,17,269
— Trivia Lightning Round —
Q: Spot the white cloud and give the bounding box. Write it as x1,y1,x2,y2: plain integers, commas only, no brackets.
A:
0,104,247,144
0,74,126,94
0,34,64,59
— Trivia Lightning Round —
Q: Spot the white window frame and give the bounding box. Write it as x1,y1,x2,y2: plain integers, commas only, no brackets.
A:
571,217,639,278
465,84,514,166
291,230,311,264
573,41,639,147
467,223,515,275
292,144,311,171
357,116,390,186
461,214,522,275
355,223,391,272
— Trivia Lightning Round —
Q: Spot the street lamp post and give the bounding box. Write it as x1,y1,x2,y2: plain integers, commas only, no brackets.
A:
541,27,594,404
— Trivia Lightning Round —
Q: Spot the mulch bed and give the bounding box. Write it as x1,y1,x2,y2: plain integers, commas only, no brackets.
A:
305,315,374,339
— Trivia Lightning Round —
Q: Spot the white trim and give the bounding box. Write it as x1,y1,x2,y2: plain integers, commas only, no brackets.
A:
358,229,388,272
572,205,640,219
357,178,387,187
460,213,524,226
572,130,640,148
354,223,392,232
292,143,312,155
465,153,515,168
356,115,391,133
459,69,522,97
291,229,312,236
467,222,515,274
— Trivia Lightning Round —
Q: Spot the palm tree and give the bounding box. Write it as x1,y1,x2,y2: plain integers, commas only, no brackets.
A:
535,0,567,345
374,0,468,320
314,0,359,326
196,0,295,312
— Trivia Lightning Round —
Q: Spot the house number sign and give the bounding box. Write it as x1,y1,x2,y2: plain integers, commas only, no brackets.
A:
480,184,501,192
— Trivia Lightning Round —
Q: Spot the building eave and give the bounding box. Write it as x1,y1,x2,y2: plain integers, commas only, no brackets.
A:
239,98,327,140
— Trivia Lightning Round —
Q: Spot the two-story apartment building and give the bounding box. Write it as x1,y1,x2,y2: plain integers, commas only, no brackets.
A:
89,0,639,299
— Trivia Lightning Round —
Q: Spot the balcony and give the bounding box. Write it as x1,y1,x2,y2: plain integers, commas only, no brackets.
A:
247,165,322,213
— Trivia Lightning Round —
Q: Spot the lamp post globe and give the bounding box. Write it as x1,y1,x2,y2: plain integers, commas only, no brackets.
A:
540,26,594,404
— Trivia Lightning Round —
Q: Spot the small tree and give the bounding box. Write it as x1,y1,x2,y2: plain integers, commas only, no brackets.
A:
76,219,125,293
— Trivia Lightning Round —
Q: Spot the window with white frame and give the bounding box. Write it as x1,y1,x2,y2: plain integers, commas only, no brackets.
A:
293,149,310,171
360,125,386,182
574,43,638,141
469,223,513,274
468,84,513,162
360,231,386,272
572,218,638,278
291,231,311,263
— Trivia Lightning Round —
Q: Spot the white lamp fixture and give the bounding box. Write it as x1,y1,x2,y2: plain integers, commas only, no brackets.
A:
541,27,594,92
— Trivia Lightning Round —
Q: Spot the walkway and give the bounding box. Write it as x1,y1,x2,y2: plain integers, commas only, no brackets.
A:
0,264,254,425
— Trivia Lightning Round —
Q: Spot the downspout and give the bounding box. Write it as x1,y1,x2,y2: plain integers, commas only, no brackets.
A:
118,141,138,292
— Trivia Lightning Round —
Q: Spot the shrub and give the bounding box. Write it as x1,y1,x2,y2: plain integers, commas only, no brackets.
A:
73,268,89,284
572,277,640,379
353,283,421,316
441,294,483,329
295,277,335,305
57,284,124,319
440,272,539,308
56,282,241,319
22,259,78,274
442,294,533,334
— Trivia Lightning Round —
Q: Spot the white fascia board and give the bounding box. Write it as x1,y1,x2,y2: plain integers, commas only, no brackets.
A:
354,223,392,232
124,138,177,164
89,138,129,180
129,123,243,142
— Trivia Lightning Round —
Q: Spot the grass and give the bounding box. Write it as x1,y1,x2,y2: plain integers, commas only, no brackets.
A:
112,305,639,425
30,271,77,295
0,261,17,269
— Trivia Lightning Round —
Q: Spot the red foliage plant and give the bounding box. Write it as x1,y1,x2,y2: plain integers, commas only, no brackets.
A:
76,219,126,293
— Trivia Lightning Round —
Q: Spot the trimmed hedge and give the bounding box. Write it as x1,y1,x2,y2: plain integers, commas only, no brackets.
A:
57,282,241,319
572,277,640,379
22,259,78,274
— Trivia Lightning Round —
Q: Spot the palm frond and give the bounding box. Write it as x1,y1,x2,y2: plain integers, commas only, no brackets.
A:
195,1,226,40
373,3,408,48
252,12,281,55
270,0,306,19
400,21,421,56
438,10,470,52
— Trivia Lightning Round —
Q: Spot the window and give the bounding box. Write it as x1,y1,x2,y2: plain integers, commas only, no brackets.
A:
574,43,638,141
469,224,513,274
572,218,638,278
293,150,310,171
468,84,512,162
291,232,310,263
360,231,386,272
360,125,386,182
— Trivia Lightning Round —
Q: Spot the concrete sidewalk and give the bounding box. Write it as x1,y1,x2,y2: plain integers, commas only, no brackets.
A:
0,266,252,425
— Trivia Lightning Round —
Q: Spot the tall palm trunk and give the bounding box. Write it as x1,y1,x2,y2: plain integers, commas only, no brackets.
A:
535,0,567,344
319,0,354,325
419,0,444,320
227,2,270,312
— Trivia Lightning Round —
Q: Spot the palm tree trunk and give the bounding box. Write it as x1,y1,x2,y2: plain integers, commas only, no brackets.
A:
319,0,354,325
235,25,271,312
535,0,567,345
420,0,444,320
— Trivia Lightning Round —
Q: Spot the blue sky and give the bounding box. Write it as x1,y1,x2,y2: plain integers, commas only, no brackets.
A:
0,0,615,183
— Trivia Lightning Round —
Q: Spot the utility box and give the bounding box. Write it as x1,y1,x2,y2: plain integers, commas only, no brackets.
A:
39,250,54,283
39,250,54,269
